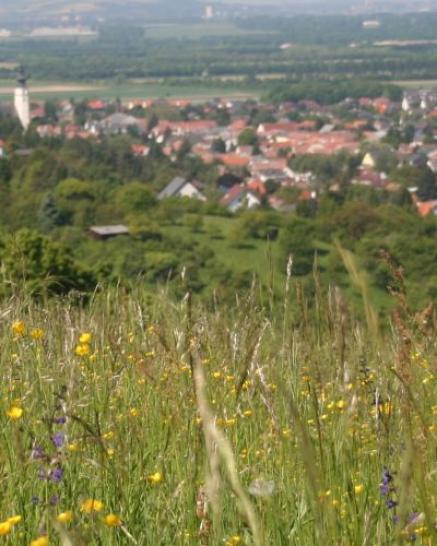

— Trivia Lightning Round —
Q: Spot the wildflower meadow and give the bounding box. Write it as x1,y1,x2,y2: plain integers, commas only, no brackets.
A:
0,271,435,545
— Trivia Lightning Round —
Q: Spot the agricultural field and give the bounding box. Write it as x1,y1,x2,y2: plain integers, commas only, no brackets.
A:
0,274,435,545
0,79,259,102
143,22,272,40
394,80,437,90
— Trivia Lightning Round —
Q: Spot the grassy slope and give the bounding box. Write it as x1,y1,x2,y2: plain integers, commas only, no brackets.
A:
0,283,435,545
162,215,280,281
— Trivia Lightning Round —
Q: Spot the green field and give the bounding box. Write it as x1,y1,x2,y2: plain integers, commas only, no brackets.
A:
162,215,280,282
143,21,275,39
0,79,260,102
394,80,437,89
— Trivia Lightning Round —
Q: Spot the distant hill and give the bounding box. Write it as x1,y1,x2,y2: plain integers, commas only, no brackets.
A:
1,0,436,26
0,0,202,26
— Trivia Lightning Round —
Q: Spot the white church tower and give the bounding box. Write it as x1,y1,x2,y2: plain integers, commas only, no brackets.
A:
14,68,30,131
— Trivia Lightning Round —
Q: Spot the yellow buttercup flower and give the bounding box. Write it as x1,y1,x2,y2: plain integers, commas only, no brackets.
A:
354,484,364,495
147,472,163,485
6,406,23,421
80,499,104,513
0,521,11,535
79,332,92,344
103,514,122,527
75,344,90,357
7,515,22,525
31,328,44,340
12,321,26,336
56,511,73,524
30,536,49,546
226,536,242,545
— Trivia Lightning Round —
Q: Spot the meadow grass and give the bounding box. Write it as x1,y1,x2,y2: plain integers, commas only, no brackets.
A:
0,271,435,545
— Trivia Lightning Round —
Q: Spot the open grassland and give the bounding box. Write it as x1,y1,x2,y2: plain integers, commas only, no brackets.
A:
0,274,435,545
161,215,281,285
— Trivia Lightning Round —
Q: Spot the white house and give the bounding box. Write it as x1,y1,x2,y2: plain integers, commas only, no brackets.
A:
158,177,206,201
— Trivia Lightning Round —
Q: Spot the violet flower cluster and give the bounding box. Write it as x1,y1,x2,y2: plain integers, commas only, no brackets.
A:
30,392,68,507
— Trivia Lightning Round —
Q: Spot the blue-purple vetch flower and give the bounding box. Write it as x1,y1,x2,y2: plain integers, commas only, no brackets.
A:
52,432,65,449
31,444,45,460
50,494,60,505
50,466,64,483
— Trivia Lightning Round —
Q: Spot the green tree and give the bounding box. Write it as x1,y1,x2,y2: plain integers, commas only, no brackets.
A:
38,194,69,232
237,128,258,147
279,217,317,275
54,178,98,227
211,138,226,153
416,169,437,201
0,229,94,295
115,182,156,216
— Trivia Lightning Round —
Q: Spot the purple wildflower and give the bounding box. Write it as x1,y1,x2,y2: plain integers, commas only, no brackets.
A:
52,432,65,449
54,416,67,425
37,468,47,480
380,483,390,496
380,468,394,497
49,495,60,506
50,466,64,483
31,444,45,460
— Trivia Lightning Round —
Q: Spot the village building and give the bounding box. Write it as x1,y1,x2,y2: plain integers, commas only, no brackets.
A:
88,225,130,241
220,184,261,211
97,113,146,136
158,177,206,201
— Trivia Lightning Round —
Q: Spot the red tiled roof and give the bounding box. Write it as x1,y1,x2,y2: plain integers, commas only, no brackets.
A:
230,119,248,132
220,184,245,206
373,97,391,114
217,153,250,168
131,144,150,156
257,122,299,134
247,179,267,195
417,200,437,217
31,106,45,119
87,99,107,110
152,120,217,136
